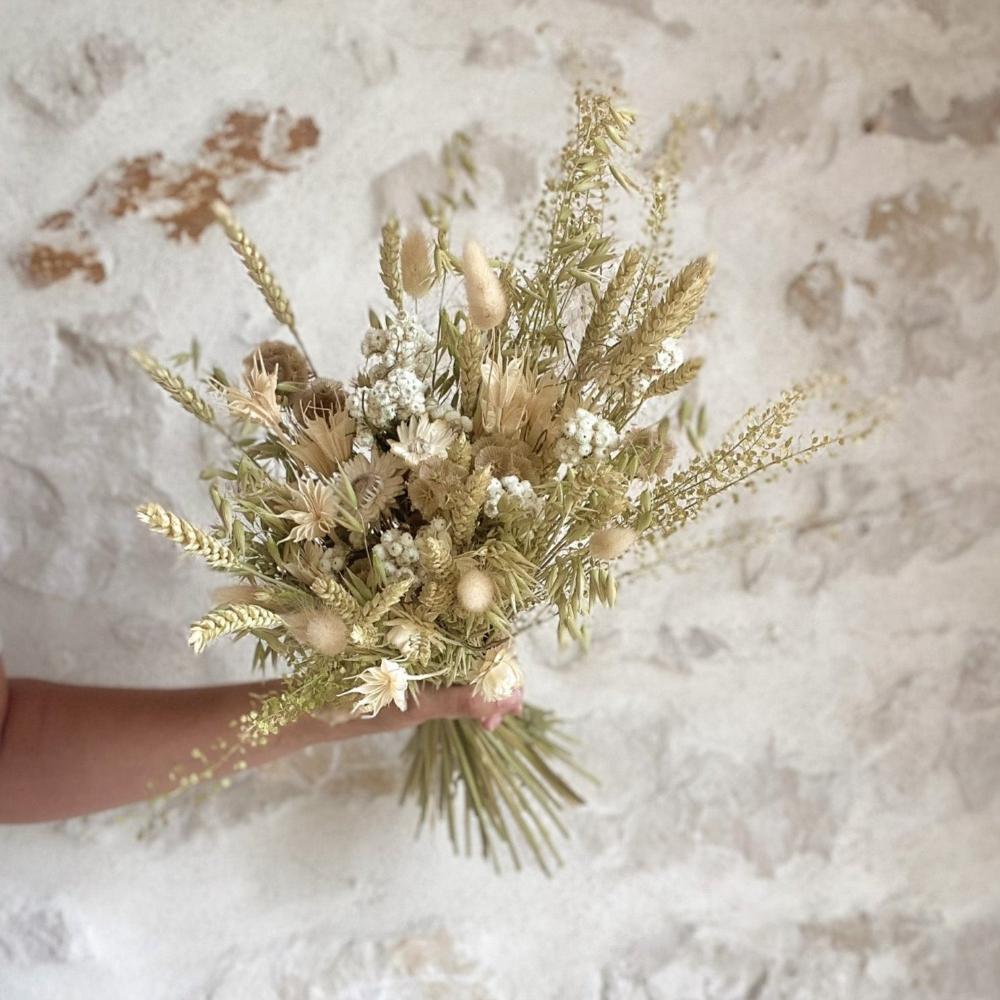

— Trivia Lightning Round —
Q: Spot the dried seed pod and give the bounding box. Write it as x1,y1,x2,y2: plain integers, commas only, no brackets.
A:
463,240,507,329
401,229,435,298
283,609,348,657
589,526,637,561
457,568,495,613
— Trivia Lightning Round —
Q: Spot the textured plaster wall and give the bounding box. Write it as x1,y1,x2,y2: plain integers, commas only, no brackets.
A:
2,1,999,997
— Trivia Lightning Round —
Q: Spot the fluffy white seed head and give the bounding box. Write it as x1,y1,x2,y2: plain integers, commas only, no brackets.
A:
457,568,495,613
463,240,508,329
589,526,637,562
386,622,420,654
284,609,348,657
401,229,434,298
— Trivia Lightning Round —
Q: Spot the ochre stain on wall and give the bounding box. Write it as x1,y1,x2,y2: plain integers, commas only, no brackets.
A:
14,106,320,288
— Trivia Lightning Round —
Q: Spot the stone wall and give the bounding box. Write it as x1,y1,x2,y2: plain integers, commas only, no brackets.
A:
2,1,998,996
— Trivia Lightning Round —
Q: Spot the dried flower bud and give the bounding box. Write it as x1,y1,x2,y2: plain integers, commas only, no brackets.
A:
387,622,420,654
289,378,348,420
283,609,348,657
463,240,507,329
401,229,434,298
244,340,311,387
457,568,495,613
589,526,637,561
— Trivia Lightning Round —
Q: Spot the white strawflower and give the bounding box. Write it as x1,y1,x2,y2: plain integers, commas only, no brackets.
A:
345,658,412,716
473,643,523,703
389,414,455,466
318,542,349,575
484,475,542,518
374,528,420,578
387,623,420,655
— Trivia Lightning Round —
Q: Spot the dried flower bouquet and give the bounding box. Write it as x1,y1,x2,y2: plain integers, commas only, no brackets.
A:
134,92,874,871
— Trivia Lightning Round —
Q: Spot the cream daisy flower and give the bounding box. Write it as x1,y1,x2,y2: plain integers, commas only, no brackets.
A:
472,642,523,702
345,658,433,718
225,353,284,429
340,451,405,522
389,415,455,467
281,481,341,542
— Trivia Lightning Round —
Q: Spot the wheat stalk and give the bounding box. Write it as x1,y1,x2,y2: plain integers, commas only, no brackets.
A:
136,503,237,569
417,533,453,579
211,201,314,372
451,466,492,547
577,247,642,375
130,350,216,425
379,217,404,311
189,604,283,654
645,357,704,398
361,575,416,625
310,574,364,623
599,255,713,387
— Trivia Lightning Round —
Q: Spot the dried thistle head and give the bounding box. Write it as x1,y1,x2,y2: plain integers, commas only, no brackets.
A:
290,378,348,420
405,457,463,519
463,240,507,329
281,481,344,542
476,357,530,436
244,340,310,388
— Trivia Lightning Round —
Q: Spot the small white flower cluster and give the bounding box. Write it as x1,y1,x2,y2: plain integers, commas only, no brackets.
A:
349,315,438,441
484,476,542,518
360,314,435,379
653,339,684,374
427,399,473,434
372,527,420,579
318,541,350,575
554,408,621,467
349,368,427,438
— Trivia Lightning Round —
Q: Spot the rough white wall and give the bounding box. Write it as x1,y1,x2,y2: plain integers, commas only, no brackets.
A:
2,0,999,996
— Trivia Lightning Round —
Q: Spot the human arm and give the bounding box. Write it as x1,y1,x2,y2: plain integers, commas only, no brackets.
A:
0,656,521,824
